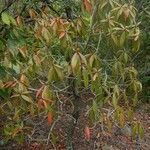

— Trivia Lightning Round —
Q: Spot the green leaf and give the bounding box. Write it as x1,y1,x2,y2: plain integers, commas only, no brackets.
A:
0,65,7,79
138,124,144,139
0,88,11,99
120,31,126,47
0,40,4,50
82,69,89,87
92,100,98,115
132,39,140,52
112,93,118,109
114,85,120,97
111,34,118,46
9,15,16,25
1,12,10,25
132,123,138,138
48,68,55,82
1,12,16,26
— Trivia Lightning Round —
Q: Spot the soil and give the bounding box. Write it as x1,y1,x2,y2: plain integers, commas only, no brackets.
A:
0,95,149,150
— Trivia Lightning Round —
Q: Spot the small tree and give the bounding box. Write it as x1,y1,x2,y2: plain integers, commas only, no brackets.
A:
0,0,144,148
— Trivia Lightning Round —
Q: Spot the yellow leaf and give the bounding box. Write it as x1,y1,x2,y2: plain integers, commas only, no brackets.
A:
42,86,53,100
42,27,51,43
18,46,28,58
89,54,95,68
92,73,98,81
71,53,80,71
54,64,64,81
33,54,42,66
20,74,29,86
21,95,33,103
18,83,27,93
78,52,87,65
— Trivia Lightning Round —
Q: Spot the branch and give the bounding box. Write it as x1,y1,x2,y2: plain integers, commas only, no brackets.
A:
44,0,60,16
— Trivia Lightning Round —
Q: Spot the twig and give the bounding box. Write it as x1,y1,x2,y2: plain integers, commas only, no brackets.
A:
135,135,141,150
96,31,102,53
51,84,70,92
46,117,60,145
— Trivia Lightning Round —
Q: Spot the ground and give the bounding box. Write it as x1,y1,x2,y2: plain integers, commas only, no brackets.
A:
0,99,149,150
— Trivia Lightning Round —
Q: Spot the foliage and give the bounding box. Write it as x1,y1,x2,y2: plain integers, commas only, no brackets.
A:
135,0,150,102
0,0,145,147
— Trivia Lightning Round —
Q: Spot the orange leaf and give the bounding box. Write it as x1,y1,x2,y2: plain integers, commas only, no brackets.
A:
10,81,17,88
59,31,66,39
83,0,92,14
47,112,53,125
36,85,44,98
84,126,91,140
29,9,36,19
3,81,15,88
12,128,21,138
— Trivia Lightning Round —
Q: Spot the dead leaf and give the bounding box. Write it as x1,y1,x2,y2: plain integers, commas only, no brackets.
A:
84,126,91,141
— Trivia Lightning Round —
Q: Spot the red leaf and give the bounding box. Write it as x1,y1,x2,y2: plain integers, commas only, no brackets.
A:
47,112,53,125
84,126,91,140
